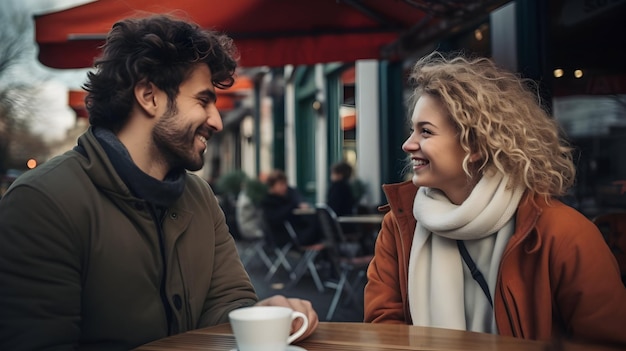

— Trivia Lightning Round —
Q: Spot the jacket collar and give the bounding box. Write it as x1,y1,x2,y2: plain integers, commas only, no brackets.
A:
379,180,418,218
74,127,185,208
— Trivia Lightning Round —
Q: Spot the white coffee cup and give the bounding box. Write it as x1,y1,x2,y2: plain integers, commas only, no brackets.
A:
228,306,308,351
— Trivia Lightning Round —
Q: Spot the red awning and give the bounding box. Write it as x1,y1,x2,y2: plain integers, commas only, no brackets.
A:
68,89,88,118
68,74,253,116
34,0,434,69
215,74,253,110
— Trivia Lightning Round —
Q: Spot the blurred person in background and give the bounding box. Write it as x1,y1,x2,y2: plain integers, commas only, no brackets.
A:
260,169,322,247
326,160,357,235
0,14,317,351
236,177,267,240
364,51,626,346
326,161,356,218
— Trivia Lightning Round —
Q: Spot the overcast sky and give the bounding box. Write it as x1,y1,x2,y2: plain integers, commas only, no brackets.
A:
1,0,94,89
20,0,91,13
1,0,93,142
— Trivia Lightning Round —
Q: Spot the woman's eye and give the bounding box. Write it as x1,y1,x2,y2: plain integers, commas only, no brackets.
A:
421,128,433,135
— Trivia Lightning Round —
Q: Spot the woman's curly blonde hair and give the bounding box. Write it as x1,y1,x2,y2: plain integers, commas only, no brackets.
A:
409,51,576,200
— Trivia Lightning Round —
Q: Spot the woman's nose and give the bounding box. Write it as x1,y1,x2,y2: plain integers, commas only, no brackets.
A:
402,134,418,152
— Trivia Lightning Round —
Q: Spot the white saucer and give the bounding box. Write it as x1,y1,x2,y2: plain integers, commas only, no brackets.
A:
230,346,307,351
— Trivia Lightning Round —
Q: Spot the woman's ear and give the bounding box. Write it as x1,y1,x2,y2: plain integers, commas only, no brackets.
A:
134,79,158,117
469,152,482,163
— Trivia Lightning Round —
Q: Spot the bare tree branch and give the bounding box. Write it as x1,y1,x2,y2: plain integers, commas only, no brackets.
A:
0,1,54,175
0,1,33,79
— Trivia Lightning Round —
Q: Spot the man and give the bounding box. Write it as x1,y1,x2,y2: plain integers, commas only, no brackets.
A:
0,15,318,350
260,170,322,247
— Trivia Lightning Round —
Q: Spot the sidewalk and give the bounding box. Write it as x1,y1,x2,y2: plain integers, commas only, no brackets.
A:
239,246,366,322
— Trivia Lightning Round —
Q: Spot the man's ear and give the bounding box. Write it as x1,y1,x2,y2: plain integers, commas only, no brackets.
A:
134,79,158,117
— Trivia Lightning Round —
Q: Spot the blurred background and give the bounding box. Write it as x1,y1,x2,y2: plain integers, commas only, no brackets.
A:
1,0,625,219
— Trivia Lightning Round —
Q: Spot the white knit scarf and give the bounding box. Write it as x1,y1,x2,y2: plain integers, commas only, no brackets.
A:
407,170,524,333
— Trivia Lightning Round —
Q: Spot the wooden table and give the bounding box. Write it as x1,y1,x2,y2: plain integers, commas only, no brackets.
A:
337,214,384,224
292,207,317,215
133,322,621,351
336,214,384,255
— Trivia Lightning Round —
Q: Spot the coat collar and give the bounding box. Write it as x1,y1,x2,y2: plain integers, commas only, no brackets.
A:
380,181,544,251
75,127,186,208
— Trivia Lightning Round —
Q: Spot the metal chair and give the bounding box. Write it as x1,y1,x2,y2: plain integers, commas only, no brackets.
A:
283,220,327,293
316,203,373,320
258,217,294,282
238,236,273,271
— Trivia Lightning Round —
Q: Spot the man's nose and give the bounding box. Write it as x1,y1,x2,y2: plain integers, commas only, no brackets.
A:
207,104,223,132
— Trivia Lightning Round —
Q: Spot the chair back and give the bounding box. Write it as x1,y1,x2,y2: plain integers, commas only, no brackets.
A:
283,215,327,293
315,203,372,320
316,203,361,258
315,203,344,245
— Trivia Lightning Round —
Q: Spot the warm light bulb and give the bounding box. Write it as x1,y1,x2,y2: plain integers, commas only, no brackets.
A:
474,29,483,41
27,159,37,169
553,69,564,78
574,69,583,78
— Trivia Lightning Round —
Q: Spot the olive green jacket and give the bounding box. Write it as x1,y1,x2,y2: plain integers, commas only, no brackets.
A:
0,129,257,350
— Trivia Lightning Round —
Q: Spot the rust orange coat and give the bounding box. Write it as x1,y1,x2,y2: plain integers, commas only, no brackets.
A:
364,181,626,346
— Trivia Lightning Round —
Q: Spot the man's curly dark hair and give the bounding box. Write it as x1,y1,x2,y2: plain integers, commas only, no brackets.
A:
83,14,238,132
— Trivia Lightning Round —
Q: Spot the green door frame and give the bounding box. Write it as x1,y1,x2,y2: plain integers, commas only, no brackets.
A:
293,66,318,203
287,61,404,204
271,68,286,172
324,63,348,176
379,60,406,188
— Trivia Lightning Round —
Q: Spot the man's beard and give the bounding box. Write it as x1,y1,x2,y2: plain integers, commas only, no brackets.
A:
152,103,207,172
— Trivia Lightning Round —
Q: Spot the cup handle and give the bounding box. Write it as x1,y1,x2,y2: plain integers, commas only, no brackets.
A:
286,311,309,344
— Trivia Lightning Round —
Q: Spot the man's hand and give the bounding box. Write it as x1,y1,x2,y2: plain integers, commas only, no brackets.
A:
255,295,319,341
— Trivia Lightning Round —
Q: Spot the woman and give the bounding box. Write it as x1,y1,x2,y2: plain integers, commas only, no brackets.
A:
363,52,626,346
